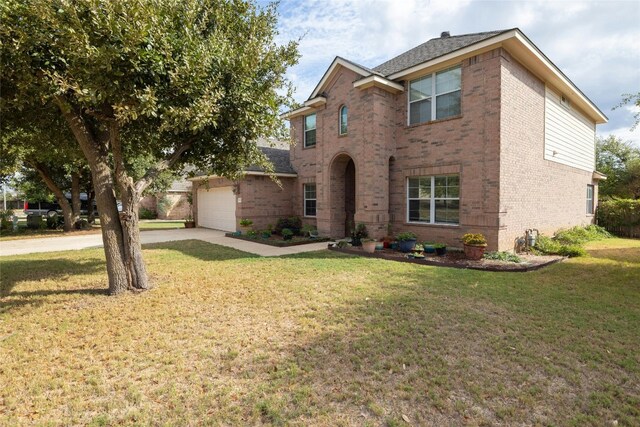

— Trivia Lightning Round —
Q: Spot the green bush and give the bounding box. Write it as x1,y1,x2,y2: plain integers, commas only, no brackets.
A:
553,225,611,245
597,199,640,237
275,216,302,235
396,231,416,242
483,251,522,263
534,235,587,258
0,209,14,230
281,228,294,240
139,207,157,220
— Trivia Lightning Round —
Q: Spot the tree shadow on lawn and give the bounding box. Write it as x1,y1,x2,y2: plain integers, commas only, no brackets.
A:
0,257,108,315
239,257,640,426
143,239,259,262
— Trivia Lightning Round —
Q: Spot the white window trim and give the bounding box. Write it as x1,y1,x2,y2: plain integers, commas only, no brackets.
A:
407,66,461,126
586,184,594,215
304,183,317,217
304,113,316,148
406,175,460,225
339,105,348,135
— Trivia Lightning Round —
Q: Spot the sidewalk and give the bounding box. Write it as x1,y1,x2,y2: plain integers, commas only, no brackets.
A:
0,228,331,257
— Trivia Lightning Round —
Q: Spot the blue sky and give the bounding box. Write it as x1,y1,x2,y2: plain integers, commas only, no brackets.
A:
271,0,640,145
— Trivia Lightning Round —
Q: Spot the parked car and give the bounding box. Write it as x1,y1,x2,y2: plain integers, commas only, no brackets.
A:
24,193,99,218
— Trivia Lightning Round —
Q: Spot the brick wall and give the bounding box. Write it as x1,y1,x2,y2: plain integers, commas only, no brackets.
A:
498,50,597,250
192,175,294,231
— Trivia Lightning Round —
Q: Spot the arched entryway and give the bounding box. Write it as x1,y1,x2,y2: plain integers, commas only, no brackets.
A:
329,153,356,237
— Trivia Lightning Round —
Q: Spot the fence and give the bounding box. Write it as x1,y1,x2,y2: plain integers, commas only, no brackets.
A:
596,199,640,238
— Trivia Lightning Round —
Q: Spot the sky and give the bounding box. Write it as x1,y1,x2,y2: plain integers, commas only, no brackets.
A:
270,0,640,145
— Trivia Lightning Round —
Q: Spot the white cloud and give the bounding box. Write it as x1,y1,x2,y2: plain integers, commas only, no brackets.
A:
274,0,640,145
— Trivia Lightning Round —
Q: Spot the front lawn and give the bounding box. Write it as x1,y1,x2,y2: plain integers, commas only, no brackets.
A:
1,239,638,425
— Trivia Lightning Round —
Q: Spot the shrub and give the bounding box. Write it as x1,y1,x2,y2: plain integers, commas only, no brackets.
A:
597,199,640,237
301,224,317,237
275,216,302,235
396,231,416,242
246,230,258,239
461,233,487,246
139,207,157,220
46,215,64,229
281,228,294,240
484,251,522,263
260,229,271,238
534,235,587,258
553,225,611,245
0,209,14,230
352,223,368,239
239,218,253,227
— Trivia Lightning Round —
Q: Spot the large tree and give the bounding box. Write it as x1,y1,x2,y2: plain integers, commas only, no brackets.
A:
1,0,298,294
596,135,640,199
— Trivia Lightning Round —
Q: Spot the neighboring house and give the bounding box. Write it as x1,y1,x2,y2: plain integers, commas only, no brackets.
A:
139,179,192,220
193,28,607,251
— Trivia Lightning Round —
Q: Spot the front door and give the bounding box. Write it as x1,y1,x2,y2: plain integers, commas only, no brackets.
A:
344,159,355,236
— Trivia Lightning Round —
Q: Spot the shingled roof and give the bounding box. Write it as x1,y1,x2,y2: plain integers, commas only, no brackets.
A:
245,146,296,175
372,29,512,77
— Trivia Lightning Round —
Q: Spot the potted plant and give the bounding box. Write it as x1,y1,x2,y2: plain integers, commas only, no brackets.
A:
184,214,196,228
361,238,377,253
239,218,253,234
396,231,417,253
422,241,436,254
434,243,447,256
351,223,368,247
462,233,487,260
375,240,384,250
261,229,272,239
282,228,294,241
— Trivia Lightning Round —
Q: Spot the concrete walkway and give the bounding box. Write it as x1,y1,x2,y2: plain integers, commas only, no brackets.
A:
0,228,332,257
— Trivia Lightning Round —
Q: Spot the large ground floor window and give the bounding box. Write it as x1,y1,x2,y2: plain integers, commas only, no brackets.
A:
407,175,459,224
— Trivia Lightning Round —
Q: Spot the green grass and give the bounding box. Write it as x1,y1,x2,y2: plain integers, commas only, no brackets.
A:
1,238,639,425
138,220,185,230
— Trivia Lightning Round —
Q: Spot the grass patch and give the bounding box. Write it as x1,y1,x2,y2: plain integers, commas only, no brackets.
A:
138,220,185,230
1,238,639,425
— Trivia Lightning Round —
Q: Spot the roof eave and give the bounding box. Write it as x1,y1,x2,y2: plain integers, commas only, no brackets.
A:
308,57,372,100
189,171,298,181
353,75,404,93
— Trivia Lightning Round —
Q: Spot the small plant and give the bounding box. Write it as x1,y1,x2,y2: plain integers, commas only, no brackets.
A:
239,218,253,227
246,230,258,239
461,233,487,246
336,240,351,248
301,224,318,237
275,216,302,235
261,229,271,238
396,231,417,242
553,225,612,245
413,243,424,252
281,228,294,240
139,207,157,220
484,251,522,263
0,209,14,230
351,223,368,246
534,235,588,258
433,243,446,249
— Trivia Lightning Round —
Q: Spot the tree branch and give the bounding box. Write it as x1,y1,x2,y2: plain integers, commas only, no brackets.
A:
134,138,194,194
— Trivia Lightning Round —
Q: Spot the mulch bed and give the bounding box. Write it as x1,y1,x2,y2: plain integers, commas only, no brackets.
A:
225,233,331,247
328,246,564,272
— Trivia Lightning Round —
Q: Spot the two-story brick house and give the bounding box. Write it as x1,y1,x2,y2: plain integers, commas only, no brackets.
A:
193,28,607,251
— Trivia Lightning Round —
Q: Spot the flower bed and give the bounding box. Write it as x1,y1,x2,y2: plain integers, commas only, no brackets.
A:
329,246,563,272
225,232,331,247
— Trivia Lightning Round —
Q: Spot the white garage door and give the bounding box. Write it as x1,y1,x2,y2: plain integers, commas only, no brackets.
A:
197,186,236,231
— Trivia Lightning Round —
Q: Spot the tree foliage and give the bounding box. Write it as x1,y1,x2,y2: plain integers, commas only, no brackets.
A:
596,135,640,199
614,92,640,131
1,0,299,293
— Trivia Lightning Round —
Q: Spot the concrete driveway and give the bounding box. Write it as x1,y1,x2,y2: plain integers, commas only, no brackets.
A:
0,228,331,257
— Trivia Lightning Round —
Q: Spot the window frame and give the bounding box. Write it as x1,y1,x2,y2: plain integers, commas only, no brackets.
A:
339,105,348,135
586,184,594,215
408,65,461,126
406,175,460,225
304,183,317,217
304,113,317,148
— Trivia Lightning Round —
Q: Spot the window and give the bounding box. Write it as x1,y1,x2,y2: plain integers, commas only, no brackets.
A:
409,66,461,125
339,105,348,135
304,113,316,148
586,185,594,214
304,183,317,217
407,175,459,224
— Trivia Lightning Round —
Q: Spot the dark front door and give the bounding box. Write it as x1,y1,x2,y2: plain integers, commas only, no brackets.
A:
344,159,356,236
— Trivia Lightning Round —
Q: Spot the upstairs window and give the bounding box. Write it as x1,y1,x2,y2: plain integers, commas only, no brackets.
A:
409,66,461,125
339,105,348,135
586,185,594,214
304,113,316,148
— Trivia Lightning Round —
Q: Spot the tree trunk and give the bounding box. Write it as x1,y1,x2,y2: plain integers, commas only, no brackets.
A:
71,172,81,222
109,122,150,291
55,97,131,294
87,189,96,224
31,162,77,232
